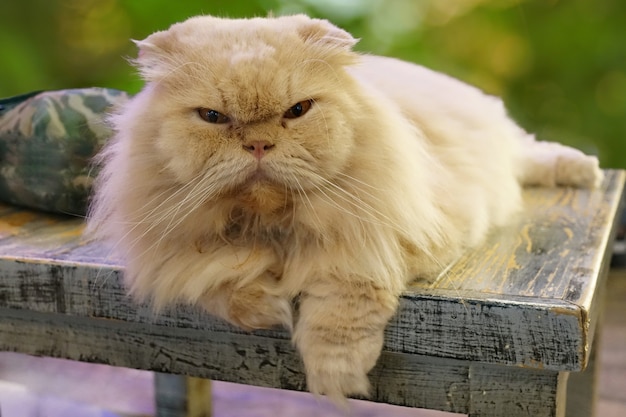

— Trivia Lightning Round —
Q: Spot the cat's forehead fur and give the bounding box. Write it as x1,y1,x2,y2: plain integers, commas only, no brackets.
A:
134,15,358,122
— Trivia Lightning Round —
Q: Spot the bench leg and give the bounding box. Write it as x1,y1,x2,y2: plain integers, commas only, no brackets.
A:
154,373,212,417
565,333,599,417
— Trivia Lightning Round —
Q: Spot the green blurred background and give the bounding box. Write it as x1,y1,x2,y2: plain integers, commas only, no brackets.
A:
1,0,624,167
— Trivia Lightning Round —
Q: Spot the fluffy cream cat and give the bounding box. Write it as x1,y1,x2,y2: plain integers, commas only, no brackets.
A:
87,14,602,400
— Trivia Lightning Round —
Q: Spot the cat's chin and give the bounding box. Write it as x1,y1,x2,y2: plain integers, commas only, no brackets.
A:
228,174,290,215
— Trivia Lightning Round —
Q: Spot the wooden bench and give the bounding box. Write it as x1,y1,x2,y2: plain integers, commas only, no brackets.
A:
0,170,624,417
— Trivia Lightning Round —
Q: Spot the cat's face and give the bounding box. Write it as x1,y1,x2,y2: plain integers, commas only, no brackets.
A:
131,15,362,209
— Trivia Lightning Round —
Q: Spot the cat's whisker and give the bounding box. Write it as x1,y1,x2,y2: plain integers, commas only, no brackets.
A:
336,172,388,193
157,174,215,243
97,166,219,262
307,173,463,304
134,182,197,224
282,175,299,230
143,176,224,256
111,172,201,228
308,182,368,244
429,255,469,315
309,175,462,284
148,162,246,248
311,179,390,247
108,171,209,255
167,181,221,231
311,173,405,234
288,173,327,242
332,173,389,212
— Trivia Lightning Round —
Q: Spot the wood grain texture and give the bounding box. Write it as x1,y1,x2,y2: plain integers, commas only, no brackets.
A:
0,170,623,416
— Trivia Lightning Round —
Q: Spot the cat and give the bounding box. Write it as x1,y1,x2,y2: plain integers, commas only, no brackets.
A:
87,14,603,401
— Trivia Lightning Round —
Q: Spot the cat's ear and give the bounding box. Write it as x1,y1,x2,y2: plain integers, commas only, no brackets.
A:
292,16,359,63
131,30,178,81
296,17,358,50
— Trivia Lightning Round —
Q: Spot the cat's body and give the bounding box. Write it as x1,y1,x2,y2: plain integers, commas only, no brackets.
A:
87,14,602,400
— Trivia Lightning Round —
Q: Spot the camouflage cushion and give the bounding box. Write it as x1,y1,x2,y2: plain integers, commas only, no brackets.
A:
0,88,129,216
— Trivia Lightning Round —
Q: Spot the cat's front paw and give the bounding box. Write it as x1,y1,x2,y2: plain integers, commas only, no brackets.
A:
294,325,384,402
293,282,398,402
201,279,293,331
228,285,293,331
305,359,371,401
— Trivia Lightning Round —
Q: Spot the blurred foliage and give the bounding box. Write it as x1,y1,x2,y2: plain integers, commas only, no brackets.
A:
1,0,624,167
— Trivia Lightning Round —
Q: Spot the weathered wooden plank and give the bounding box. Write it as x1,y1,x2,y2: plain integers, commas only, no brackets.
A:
0,257,587,370
0,308,304,391
3,306,592,416
391,294,585,370
0,307,470,413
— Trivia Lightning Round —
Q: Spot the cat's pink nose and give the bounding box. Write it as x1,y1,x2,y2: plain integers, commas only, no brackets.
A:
243,140,275,160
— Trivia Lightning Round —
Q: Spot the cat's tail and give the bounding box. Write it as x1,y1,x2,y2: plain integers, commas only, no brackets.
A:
515,131,603,188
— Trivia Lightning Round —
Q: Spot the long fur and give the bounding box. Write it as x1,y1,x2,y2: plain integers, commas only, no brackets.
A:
87,14,602,401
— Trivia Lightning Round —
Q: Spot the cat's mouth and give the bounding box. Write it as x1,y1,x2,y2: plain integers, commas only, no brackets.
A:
247,167,270,182
235,165,282,194
242,164,272,185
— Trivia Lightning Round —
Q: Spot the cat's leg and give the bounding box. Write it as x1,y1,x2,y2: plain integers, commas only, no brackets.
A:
516,134,603,188
293,279,399,401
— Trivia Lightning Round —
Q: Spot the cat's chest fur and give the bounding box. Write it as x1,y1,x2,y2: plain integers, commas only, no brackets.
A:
208,180,326,250
221,207,292,248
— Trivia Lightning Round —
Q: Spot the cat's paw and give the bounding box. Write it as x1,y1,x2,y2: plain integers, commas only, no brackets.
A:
228,286,293,331
294,325,384,402
556,153,603,188
305,359,371,402
292,283,398,402
521,140,603,188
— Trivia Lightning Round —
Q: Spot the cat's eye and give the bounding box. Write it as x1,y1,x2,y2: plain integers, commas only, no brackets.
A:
283,100,313,119
197,108,230,124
